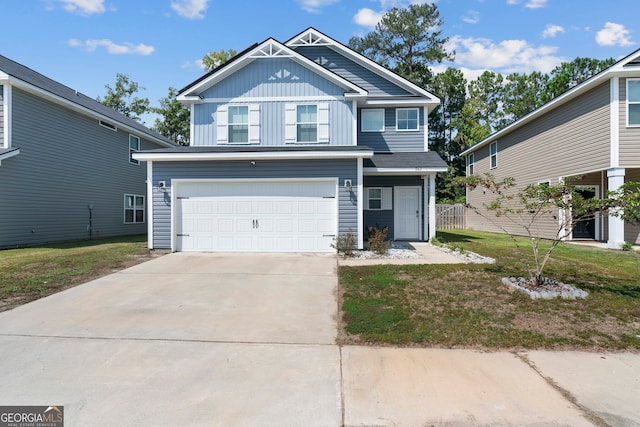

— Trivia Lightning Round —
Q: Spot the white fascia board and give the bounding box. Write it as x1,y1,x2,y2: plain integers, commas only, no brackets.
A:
0,148,20,165
5,77,174,148
180,39,367,99
176,95,203,105
133,150,374,162
365,98,440,113
363,167,448,175
461,51,640,157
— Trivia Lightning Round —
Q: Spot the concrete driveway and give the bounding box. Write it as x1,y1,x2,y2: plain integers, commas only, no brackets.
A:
0,253,342,426
1,252,639,427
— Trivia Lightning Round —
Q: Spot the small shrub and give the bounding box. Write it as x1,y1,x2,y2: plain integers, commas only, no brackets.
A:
621,241,634,251
367,225,390,255
431,237,442,247
332,232,356,257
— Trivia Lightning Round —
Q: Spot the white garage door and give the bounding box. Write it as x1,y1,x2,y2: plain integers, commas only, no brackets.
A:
175,180,337,253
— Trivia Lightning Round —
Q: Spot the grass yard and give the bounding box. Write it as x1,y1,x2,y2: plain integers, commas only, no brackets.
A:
339,229,640,351
0,235,164,312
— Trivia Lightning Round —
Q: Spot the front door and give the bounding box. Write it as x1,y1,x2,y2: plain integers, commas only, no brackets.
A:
573,187,597,239
394,187,421,240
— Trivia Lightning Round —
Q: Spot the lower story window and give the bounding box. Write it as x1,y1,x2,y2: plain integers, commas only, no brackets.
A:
124,194,145,224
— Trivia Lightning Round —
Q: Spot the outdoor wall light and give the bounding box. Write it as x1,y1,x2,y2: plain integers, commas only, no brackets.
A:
344,179,352,190
250,161,256,166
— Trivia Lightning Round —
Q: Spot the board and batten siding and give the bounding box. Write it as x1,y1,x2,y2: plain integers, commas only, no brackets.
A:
151,159,359,249
192,100,354,146
618,78,640,166
0,87,158,248
295,46,412,97
357,107,425,152
467,81,612,240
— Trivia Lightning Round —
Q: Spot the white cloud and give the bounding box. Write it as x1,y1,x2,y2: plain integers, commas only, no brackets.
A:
596,22,634,47
181,59,206,70
542,24,565,39
525,0,547,9
447,36,563,74
296,0,339,13
506,0,519,5
68,39,155,55
462,10,480,24
58,0,105,15
171,0,208,20
354,8,384,28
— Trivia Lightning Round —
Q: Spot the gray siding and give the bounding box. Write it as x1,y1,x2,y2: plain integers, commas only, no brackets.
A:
357,107,425,152
193,100,354,146
0,85,4,147
618,78,640,166
363,176,424,240
295,46,412,97
467,82,612,240
152,159,359,249
0,87,161,248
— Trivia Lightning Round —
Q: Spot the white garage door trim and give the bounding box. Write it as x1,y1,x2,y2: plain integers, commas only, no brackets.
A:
171,178,339,253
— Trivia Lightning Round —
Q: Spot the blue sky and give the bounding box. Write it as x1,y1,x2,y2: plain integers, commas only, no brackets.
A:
2,0,638,126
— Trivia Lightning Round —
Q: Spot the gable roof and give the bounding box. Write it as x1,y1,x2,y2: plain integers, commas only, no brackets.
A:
461,47,640,156
286,28,440,110
0,55,174,147
177,37,368,102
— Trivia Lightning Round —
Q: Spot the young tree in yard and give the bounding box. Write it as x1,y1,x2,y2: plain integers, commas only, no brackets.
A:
348,3,452,87
152,87,190,146
97,73,151,122
463,174,640,287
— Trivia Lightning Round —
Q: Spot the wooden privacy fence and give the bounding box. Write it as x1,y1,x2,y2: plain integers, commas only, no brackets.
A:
436,204,466,229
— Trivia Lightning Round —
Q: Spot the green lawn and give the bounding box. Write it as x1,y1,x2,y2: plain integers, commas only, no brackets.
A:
0,235,162,312
340,229,640,351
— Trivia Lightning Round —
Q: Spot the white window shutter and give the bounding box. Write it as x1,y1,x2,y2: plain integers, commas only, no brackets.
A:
317,103,330,143
382,188,393,210
285,104,297,143
249,104,260,144
363,187,370,210
217,105,228,144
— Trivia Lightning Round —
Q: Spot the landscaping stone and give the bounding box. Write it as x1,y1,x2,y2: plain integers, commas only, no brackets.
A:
502,276,589,300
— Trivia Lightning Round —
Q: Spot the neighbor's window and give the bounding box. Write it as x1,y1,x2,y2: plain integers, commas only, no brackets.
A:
396,108,419,131
124,194,145,224
361,109,385,132
368,188,382,210
297,105,318,142
228,106,249,143
490,141,498,169
129,135,140,165
627,79,640,126
467,153,475,175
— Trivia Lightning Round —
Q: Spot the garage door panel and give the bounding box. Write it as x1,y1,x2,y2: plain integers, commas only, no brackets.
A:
176,181,337,253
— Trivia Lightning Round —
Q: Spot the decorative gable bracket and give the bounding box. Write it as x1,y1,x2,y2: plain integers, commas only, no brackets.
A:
249,40,295,59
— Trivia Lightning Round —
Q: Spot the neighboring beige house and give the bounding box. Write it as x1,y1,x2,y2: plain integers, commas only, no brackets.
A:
461,48,640,247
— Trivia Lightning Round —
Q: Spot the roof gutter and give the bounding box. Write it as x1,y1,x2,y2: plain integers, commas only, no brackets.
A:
133,150,375,162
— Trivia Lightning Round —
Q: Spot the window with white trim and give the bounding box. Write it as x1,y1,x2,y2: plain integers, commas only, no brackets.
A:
467,153,474,175
129,135,140,165
124,194,145,224
364,187,393,210
627,79,640,126
361,109,385,132
217,104,260,144
396,108,419,131
490,141,498,169
285,103,329,143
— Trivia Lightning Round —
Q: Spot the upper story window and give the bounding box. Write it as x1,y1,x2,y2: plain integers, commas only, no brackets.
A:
396,108,419,131
217,104,260,144
467,153,475,175
228,106,249,143
361,109,385,132
285,103,329,144
490,141,498,169
129,135,140,165
627,79,640,126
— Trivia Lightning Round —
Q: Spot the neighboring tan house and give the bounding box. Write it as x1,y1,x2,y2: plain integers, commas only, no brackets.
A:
0,55,175,248
134,28,447,253
461,48,640,248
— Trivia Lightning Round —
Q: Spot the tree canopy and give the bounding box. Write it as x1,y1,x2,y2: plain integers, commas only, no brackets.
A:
97,73,151,122
152,87,190,146
202,49,238,72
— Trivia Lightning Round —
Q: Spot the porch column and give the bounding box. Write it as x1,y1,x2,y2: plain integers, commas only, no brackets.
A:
607,167,626,248
423,175,436,241
357,158,364,249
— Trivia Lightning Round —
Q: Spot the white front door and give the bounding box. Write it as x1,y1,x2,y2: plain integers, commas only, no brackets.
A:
394,186,421,240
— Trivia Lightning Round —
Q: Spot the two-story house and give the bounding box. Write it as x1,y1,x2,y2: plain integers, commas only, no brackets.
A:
461,48,640,247
0,55,175,248
134,28,447,253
